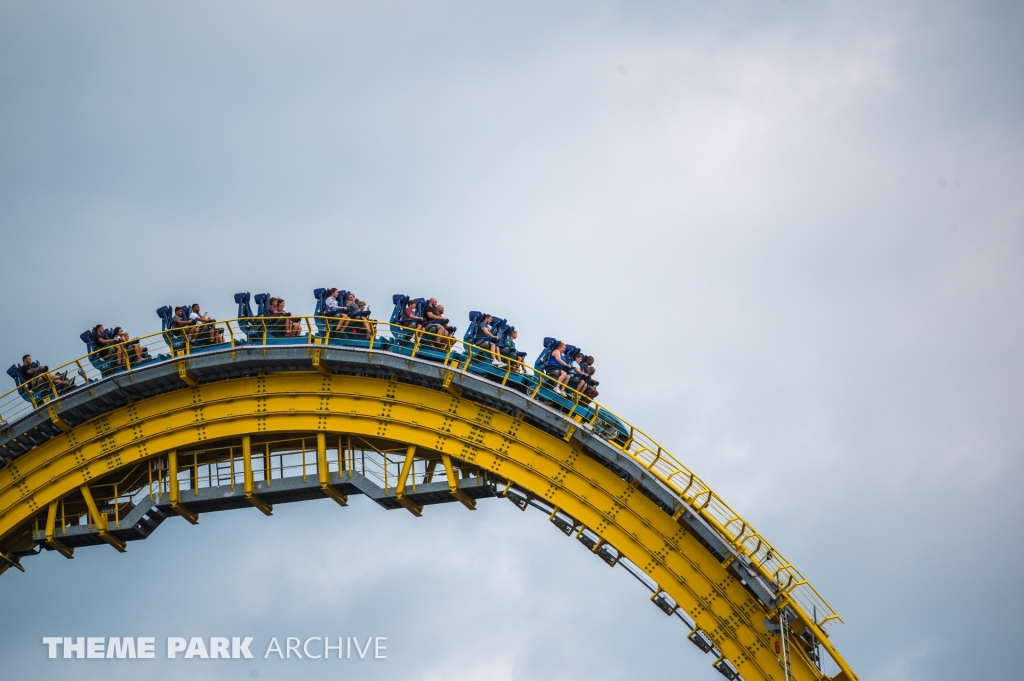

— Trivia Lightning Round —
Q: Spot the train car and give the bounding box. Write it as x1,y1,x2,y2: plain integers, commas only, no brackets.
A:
156,305,190,354
78,327,161,377
5,364,62,405
79,329,122,376
457,312,533,393
157,303,231,351
313,288,381,349
231,292,293,345
387,295,453,362
232,293,260,343
533,337,630,444
253,293,290,339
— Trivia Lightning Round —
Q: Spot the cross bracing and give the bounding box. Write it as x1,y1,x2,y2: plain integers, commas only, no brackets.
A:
0,319,857,681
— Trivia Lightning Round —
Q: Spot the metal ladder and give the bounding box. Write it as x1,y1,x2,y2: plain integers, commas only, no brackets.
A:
779,608,794,681
216,460,236,488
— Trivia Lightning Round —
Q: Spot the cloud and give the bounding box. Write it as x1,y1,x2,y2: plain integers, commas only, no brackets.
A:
1,1,1023,679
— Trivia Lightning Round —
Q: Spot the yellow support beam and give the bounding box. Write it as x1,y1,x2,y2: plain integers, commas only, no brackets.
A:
44,500,74,559
441,369,462,397
441,453,476,511
167,450,199,524
563,423,577,442
0,318,842,628
316,433,347,507
176,361,198,387
394,444,423,517
46,405,70,432
311,349,332,376
0,374,854,681
78,485,126,553
423,460,437,484
242,435,273,516
0,551,24,573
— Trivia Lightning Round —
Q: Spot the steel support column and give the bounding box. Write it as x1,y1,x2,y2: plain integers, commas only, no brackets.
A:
242,435,273,516
167,450,199,524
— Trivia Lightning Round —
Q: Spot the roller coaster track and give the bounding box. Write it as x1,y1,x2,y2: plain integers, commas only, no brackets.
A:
0,317,859,681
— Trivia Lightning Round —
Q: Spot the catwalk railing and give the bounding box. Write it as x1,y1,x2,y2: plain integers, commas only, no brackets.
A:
31,434,486,537
0,315,842,633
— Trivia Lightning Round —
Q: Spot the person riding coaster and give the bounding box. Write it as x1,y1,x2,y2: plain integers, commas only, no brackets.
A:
160,303,223,348
158,305,187,350
564,347,598,401
388,295,415,343
532,338,625,439
385,295,443,359
464,312,506,367
79,324,149,375
388,296,453,350
5,355,75,402
188,303,225,344
544,340,573,396
422,298,457,338
318,287,368,336
103,325,147,365
321,287,348,332
266,297,302,337
494,321,527,372
337,292,371,337
250,293,300,338
91,324,125,368
419,298,457,349
534,338,594,399
308,288,377,347
581,357,599,399
172,306,199,344
19,355,72,391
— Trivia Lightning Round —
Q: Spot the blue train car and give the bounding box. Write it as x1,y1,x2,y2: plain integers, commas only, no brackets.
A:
5,364,61,405
157,303,231,352
313,288,381,349
455,312,534,393
156,305,188,354
79,329,127,377
233,292,289,345
532,337,630,443
387,295,452,362
78,327,161,376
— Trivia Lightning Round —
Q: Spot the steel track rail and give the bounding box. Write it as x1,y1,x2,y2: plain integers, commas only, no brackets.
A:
0,344,856,681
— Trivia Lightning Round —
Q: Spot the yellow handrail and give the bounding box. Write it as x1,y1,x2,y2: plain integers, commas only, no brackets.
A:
0,314,842,633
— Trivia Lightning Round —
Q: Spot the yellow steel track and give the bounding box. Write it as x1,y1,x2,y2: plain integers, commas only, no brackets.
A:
0,369,856,681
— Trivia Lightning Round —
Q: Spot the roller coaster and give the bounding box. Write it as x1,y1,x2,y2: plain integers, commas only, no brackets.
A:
0,290,859,681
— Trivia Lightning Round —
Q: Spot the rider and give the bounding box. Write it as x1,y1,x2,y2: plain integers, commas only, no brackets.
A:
545,340,572,396
400,299,422,328
499,327,524,372
423,298,451,337
344,292,371,336
92,324,126,368
19,354,73,391
189,304,225,344
438,305,456,337
474,314,505,367
323,288,350,332
567,350,598,399
269,297,302,336
109,327,147,365
398,299,423,343
582,355,599,398
172,306,199,344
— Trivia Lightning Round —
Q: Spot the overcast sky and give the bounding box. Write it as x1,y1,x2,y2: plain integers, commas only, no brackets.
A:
1,1,1023,680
